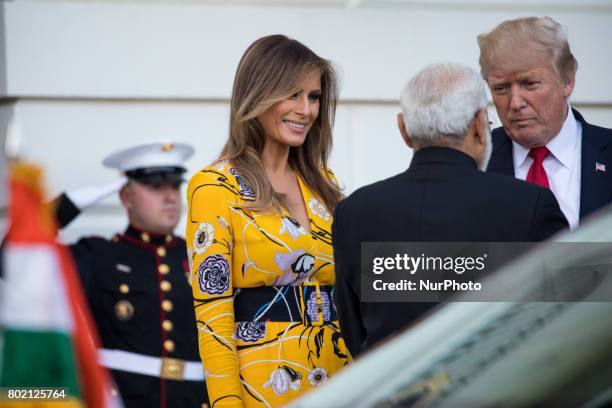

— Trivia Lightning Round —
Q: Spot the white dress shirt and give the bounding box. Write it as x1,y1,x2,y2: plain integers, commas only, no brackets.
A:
512,106,582,229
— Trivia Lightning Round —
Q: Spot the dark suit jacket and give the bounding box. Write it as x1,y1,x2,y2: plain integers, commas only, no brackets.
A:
332,147,568,357
487,108,612,221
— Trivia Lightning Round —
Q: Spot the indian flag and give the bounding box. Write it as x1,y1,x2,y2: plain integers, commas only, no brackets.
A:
0,162,114,407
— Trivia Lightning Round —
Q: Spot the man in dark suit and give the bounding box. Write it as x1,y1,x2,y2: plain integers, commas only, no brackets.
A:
54,142,209,408
332,63,568,357
479,17,612,229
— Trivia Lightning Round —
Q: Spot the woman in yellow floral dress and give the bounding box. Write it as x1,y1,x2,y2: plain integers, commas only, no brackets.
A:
186,35,350,407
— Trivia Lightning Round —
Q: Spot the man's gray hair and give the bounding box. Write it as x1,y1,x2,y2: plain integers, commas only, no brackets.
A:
400,62,488,146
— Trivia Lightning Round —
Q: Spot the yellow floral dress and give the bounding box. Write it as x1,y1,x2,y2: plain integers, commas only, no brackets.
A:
186,161,350,407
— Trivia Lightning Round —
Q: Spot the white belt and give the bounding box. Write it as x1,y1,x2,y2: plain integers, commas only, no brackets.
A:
99,349,205,381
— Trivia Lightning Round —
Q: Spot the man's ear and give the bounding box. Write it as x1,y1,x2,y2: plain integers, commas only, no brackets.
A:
397,113,414,148
562,73,576,98
472,108,488,146
119,183,131,209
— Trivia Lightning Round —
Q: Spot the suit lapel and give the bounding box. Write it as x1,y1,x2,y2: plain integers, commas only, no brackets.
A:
487,128,515,177
577,109,612,218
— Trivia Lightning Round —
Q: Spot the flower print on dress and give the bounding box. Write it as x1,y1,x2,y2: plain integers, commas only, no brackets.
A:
187,246,194,276
274,249,305,272
235,322,266,342
279,216,307,239
272,271,298,286
193,222,214,254
308,198,331,222
306,291,331,323
198,254,230,295
262,366,301,396
273,250,315,285
229,168,255,199
308,367,328,387
292,253,315,276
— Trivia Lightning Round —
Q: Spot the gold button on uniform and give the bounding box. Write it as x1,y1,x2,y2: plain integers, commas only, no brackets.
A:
161,300,173,312
162,320,174,332
115,300,134,321
141,232,150,243
158,264,170,275
160,280,172,292
119,284,130,294
164,339,175,352
165,234,172,243
157,247,167,257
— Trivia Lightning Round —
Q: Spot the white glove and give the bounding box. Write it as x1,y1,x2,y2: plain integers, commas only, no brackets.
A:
65,176,128,211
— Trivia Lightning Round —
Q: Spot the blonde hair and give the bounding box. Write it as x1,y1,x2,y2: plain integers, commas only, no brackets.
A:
218,34,341,212
478,17,578,82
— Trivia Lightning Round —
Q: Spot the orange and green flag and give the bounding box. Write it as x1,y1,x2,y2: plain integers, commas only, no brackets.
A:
0,162,114,407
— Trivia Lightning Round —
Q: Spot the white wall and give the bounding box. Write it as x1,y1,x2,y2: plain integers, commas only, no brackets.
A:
1,0,611,241
3,1,612,102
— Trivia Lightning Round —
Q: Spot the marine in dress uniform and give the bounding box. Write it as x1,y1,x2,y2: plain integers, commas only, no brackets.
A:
53,142,209,408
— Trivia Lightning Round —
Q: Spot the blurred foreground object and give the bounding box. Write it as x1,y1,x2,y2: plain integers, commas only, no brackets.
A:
292,205,612,408
0,162,119,408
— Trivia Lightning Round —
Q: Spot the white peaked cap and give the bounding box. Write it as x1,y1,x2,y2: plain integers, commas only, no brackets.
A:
102,141,194,171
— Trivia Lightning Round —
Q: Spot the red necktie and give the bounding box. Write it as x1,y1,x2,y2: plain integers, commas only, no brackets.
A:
526,146,550,188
